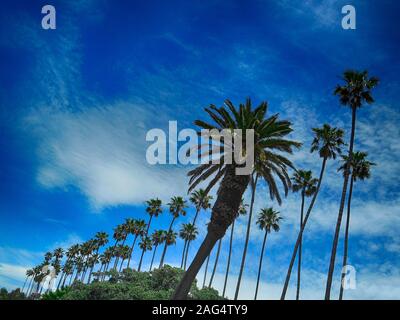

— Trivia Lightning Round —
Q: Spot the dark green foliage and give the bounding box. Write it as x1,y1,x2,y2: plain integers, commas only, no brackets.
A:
57,266,223,300
0,287,27,300
41,287,71,300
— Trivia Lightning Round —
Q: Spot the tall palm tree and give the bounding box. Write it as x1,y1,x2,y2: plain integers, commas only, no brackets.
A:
179,223,198,270
189,189,213,226
222,200,248,297
164,230,177,262
254,208,282,300
112,224,127,270
87,253,99,283
338,151,375,299
126,219,146,269
22,269,34,293
149,230,166,271
159,196,187,268
138,236,153,271
325,70,378,299
118,244,131,272
291,170,318,300
145,198,163,233
173,98,301,299
281,124,345,299
101,247,114,281
185,189,213,266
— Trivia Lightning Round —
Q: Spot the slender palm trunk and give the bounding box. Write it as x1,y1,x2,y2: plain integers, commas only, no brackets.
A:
296,191,305,300
325,107,356,300
222,220,235,297
281,157,327,299
234,174,258,300
22,276,28,292
181,240,188,269
61,273,68,288
127,234,138,268
113,236,126,270
202,254,211,288
209,239,222,287
159,217,176,268
56,272,64,290
172,166,250,300
339,175,354,300
149,245,158,271
138,249,146,271
119,258,125,272
25,277,33,295
254,231,268,300
184,207,201,270
183,241,190,270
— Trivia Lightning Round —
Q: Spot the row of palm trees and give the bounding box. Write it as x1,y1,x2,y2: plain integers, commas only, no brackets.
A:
22,69,378,300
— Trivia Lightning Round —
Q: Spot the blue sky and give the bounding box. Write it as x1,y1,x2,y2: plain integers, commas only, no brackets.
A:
0,0,399,299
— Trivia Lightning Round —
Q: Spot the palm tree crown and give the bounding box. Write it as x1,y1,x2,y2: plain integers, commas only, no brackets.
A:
292,170,318,197
310,124,345,160
189,98,301,204
338,151,375,180
256,208,282,233
334,70,379,109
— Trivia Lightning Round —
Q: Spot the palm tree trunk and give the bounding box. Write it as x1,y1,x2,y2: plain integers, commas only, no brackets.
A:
202,254,211,288
184,207,201,270
281,157,327,299
119,258,125,272
325,107,357,300
159,217,176,268
181,240,188,269
296,191,305,300
173,231,219,299
127,234,138,268
184,240,190,270
254,231,268,300
138,249,146,271
56,272,64,290
208,238,222,287
22,276,28,292
339,174,354,300
149,245,158,271
25,277,33,295
61,273,68,288
222,220,235,297
234,174,258,300
172,166,250,300
87,265,95,283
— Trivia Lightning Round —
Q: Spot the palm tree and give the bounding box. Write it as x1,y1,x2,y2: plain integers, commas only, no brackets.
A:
338,151,375,299
145,198,163,233
149,230,166,271
189,189,213,226
138,236,153,271
101,247,114,281
163,230,177,266
22,269,34,294
118,244,131,272
126,219,146,269
222,200,248,297
291,170,318,300
325,70,378,299
281,124,345,299
87,253,99,283
179,223,198,270
254,208,282,300
112,224,127,270
185,189,213,267
173,98,300,299
159,196,187,268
